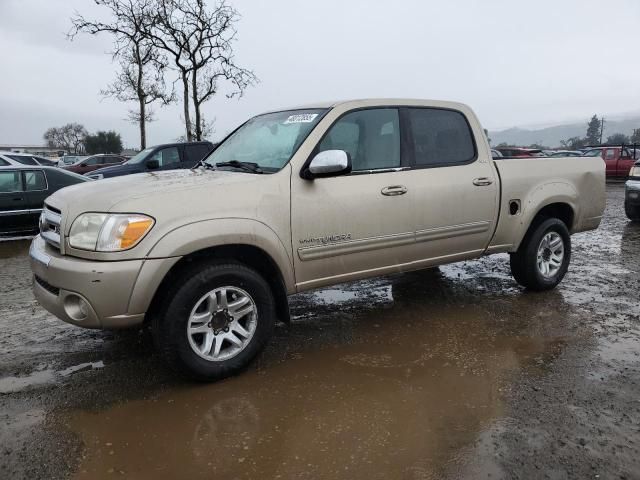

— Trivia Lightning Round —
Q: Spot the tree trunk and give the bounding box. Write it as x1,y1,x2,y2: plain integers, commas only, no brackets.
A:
182,72,192,142
139,99,146,150
191,69,201,141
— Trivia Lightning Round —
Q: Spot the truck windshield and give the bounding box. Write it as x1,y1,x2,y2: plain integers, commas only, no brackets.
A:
204,109,326,172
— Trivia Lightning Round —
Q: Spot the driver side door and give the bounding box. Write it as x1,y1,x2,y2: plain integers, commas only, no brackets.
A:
290,108,415,290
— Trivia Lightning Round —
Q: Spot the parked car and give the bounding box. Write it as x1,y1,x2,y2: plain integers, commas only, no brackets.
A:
0,166,91,236
549,150,584,157
583,146,635,178
57,156,86,167
29,98,605,381
625,161,640,221
495,147,545,158
63,153,126,175
0,151,58,167
86,142,215,179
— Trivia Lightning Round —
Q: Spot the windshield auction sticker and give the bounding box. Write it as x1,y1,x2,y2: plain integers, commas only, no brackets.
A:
283,114,318,124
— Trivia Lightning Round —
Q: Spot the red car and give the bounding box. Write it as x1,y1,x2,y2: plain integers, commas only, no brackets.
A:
63,154,126,175
583,147,635,178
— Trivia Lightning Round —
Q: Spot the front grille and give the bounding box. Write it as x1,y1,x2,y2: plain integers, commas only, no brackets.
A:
40,204,62,251
35,275,60,296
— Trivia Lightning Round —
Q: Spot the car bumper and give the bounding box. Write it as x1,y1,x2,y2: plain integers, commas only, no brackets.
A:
625,180,640,206
29,235,148,329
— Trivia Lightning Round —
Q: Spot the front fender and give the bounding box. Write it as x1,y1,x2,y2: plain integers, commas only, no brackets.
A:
146,218,295,293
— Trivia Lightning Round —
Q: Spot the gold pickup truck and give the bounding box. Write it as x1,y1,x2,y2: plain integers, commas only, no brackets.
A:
29,99,605,380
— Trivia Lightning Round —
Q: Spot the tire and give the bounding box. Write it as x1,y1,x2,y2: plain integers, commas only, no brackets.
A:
509,217,571,291
152,261,276,381
625,202,640,222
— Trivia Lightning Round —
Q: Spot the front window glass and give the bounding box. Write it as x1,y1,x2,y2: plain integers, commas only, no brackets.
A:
126,147,154,164
204,109,326,172
149,147,180,167
0,171,22,193
318,108,400,171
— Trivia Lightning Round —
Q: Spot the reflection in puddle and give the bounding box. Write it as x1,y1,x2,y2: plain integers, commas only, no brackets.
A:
68,273,569,480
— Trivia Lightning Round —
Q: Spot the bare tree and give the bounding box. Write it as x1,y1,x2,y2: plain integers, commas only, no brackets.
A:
69,0,172,149
44,123,88,154
147,0,256,141
101,45,173,148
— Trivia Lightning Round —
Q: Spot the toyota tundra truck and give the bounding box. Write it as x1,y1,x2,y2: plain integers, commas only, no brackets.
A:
29,99,606,381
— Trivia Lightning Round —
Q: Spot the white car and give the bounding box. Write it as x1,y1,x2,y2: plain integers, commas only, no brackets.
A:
0,151,58,167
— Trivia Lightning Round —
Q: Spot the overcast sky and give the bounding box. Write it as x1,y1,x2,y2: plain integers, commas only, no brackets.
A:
1,0,639,148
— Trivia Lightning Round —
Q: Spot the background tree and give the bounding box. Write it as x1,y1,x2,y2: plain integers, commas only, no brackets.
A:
585,115,602,145
84,131,124,154
70,0,173,150
606,133,630,145
148,0,256,141
631,128,640,144
560,136,587,150
43,123,88,154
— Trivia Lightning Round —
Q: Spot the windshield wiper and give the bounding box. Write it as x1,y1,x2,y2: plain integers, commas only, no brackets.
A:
215,160,263,174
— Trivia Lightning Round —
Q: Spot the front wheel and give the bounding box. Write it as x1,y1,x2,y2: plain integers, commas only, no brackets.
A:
510,217,571,291
625,202,640,222
153,261,276,381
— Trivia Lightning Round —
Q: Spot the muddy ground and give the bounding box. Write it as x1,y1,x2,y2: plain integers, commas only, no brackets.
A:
0,184,638,479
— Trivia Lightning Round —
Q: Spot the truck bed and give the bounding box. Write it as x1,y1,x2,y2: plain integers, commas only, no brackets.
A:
487,155,605,252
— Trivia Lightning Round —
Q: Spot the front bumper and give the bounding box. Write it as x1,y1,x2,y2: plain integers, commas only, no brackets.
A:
29,235,146,329
625,179,640,206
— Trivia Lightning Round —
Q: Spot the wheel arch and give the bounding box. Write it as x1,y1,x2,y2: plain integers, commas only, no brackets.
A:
143,218,295,325
145,243,291,325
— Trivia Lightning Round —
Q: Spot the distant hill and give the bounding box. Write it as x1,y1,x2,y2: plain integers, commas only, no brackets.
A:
489,117,640,147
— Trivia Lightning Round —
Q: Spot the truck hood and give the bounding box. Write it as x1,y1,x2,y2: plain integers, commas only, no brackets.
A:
46,169,275,228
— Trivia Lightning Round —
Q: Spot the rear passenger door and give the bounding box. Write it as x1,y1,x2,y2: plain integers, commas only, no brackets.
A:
0,170,28,233
402,107,499,263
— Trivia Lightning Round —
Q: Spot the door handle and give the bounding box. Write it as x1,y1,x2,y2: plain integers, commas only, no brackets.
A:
473,177,493,186
381,185,408,196
12,197,24,201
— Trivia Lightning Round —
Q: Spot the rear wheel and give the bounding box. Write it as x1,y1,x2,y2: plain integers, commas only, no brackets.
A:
153,261,276,381
625,202,640,222
510,217,571,291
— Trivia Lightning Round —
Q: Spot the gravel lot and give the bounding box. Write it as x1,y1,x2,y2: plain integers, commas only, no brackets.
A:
0,183,638,479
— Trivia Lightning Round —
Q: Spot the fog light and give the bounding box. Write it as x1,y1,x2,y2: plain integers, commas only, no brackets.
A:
629,192,639,199
64,294,90,321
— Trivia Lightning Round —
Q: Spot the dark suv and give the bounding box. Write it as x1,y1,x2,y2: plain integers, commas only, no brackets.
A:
86,142,215,179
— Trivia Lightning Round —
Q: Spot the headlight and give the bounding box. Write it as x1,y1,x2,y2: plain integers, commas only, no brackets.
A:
630,165,640,177
69,213,154,251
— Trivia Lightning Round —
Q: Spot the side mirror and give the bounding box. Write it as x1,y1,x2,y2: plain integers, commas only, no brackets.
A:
303,150,351,180
146,159,159,170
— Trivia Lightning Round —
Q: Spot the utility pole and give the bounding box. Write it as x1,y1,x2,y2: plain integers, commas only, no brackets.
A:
600,116,605,145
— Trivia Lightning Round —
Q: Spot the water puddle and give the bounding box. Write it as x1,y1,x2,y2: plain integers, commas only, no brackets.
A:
66,284,568,479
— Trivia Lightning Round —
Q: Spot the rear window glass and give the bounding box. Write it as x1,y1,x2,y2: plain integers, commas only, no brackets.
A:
8,155,38,166
407,108,476,166
24,170,47,191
